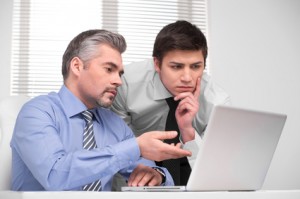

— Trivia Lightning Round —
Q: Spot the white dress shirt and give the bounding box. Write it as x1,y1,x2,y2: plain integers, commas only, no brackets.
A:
111,59,231,167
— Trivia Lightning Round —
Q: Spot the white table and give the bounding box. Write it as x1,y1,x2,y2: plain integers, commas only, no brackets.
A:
1,190,300,199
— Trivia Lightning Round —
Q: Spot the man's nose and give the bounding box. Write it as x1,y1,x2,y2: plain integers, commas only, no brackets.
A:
181,68,192,82
113,73,122,86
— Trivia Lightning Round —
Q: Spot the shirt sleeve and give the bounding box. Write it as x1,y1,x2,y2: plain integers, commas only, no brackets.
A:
153,167,175,186
118,157,174,186
11,101,141,191
179,131,202,169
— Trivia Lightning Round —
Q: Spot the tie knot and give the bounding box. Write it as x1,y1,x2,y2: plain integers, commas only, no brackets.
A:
82,110,93,123
166,97,179,109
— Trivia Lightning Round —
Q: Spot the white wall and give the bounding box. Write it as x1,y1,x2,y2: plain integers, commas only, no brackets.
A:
0,0,13,100
208,0,300,189
1,0,299,190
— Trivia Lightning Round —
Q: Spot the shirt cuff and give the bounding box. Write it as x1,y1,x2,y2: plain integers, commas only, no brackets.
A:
179,131,202,169
154,166,174,186
113,138,141,169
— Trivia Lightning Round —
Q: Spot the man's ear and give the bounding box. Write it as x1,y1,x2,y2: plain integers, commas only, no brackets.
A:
153,57,161,73
69,57,83,77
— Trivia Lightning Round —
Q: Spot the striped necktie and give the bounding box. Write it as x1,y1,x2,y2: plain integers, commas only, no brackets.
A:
82,110,102,191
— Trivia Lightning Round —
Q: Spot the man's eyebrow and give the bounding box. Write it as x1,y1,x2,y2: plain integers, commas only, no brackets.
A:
169,61,203,65
191,61,204,65
169,61,184,65
106,62,118,68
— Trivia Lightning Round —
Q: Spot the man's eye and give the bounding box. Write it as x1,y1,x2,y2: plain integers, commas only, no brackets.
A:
191,64,202,70
106,67,112,72
171,65,182,69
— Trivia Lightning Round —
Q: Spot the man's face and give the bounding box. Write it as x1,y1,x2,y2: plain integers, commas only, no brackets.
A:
154,49,205,97
77,44,124,109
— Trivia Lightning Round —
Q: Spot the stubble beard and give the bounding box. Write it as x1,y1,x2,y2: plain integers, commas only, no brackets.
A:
96,90,115,108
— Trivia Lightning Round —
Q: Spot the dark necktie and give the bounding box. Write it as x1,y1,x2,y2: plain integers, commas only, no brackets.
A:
82,110,102,191
162,97,191,185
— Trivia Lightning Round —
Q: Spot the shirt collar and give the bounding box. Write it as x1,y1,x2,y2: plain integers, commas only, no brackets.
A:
153,72,173,100
58,85,98,119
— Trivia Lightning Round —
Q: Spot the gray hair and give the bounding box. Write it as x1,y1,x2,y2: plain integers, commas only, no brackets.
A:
62,29,127,80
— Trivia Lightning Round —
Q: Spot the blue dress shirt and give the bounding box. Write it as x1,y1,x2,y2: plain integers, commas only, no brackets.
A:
10,85,173,191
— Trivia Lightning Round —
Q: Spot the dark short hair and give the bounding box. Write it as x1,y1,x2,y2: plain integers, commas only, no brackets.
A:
62,29,127,80
152,20,208,66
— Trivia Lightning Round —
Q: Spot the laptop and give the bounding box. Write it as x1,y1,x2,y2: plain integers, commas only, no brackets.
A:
122,105,287,192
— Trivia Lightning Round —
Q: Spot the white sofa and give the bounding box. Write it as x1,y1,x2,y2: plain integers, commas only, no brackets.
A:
0,96,30,190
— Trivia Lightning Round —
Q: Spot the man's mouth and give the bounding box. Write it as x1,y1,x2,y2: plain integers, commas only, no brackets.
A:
176,86,194,92
106,90,117,97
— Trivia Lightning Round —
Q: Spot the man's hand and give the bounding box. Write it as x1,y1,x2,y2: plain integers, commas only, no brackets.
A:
175,77,201,143
136,131,192,161
127,164,163,186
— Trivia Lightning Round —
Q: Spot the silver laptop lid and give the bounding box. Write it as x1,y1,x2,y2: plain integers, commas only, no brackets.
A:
187,105,287,191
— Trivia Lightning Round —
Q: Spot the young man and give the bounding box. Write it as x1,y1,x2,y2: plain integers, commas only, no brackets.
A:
111,20,231,185
10,29,192,191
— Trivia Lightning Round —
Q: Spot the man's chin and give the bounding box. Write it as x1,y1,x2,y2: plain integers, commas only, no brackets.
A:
96,99,113,108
